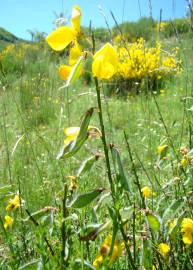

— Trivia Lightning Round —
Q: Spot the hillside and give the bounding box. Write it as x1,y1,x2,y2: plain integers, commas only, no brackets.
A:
0,27,25,50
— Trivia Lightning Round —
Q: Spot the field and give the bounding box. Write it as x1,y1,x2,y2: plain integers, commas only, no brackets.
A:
0,5,193,270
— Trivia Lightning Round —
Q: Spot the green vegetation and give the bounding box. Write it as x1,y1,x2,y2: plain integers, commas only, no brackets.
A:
0,11,193,270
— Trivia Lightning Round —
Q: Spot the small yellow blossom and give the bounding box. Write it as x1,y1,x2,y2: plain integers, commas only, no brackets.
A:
157,145,168,156
6,194,21,211
169,219,177,231
67,175,78,190
158,243,170,257
64,126,101,146
93,234,123,268
4,215,13,229
93,254,103,270
141,186,152,198
110,242,122,263
92,43,119,80
181,218,193,245
180,156,189,169
59,65,73,80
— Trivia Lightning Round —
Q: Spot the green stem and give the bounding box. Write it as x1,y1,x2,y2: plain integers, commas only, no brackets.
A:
94,77,136,270
124,131,146,209
94,77,115,198
61,184,68,268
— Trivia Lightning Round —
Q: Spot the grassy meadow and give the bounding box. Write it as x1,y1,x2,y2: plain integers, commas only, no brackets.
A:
0,6,193,270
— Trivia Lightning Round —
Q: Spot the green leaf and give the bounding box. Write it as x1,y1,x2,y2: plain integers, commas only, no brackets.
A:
56,108,94,160
77,155,100,177
147,213,161,233
162,199,185,223
74,259,96,270
0,185,12,193
111,146,131,192
69,188,104,208
79,222,111,241
168,212,185,239
65,55,84,88
141,239,153,269
18,259,41,270
23,207,57,223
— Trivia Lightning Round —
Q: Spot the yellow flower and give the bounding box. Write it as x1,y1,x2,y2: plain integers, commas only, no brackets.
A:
69,41,82,66
71,5,82,34
93,234,123,268
169,219,177,231
92,43,119,80
157,145,168,156
64,126,101,145
59,65,73,80
181,218,193,245
4,215,13,229
93,254,103,270
46,26,76,51
158,243,170,257
180,157,189,168
6,194,21,211
67,175,78,190
141,186,152,198
110,242,123,263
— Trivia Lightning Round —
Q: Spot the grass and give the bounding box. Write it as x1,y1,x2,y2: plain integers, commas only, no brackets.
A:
0,21,193,270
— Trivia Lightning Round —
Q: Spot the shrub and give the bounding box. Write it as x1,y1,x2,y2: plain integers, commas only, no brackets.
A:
113,17,156,42
160,18,191,37
109,38,182,95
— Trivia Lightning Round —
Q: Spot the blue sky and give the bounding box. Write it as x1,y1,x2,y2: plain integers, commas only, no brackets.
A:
0,0,188,40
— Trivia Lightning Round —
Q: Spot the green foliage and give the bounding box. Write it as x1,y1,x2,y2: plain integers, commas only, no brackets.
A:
113,17,156,41
69,188,104,208
161,18,191,38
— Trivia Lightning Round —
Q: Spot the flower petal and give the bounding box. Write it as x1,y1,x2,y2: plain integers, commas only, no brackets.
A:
92,43,118,80
71,5,82,33
46,26,76,51
69,41,82,66
59,65,72,80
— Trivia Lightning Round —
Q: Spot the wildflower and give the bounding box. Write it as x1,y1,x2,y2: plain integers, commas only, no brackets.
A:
181,218,193,245
4,215,13,229
157,145,168,158
6,194,21,211
92,43,119,80
110,242,123,263
180,156,189,169
93,254,103,270
46,26,76,51
158,243,170,257
169,219,177,231
141,186,152,198
93,234,123,268
59,65,73,80
46,6,82,52
64,126,101,146
67,175,78,190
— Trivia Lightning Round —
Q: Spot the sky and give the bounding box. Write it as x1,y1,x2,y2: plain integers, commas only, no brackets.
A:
0,0,189,40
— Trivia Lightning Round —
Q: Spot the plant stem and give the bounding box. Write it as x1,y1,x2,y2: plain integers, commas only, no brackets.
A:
94,77,115,198
124,131,146,209
61,184,68,268
94,77,136,270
